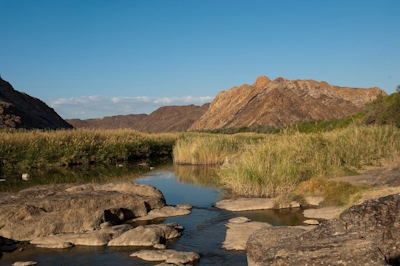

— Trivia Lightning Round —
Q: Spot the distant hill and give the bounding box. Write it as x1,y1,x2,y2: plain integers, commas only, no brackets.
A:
66,114,148,130
66,104,210,133
189,76,386,130
0,77,72,130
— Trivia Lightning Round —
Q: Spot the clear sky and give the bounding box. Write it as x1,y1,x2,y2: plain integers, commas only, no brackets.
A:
1,0,399,119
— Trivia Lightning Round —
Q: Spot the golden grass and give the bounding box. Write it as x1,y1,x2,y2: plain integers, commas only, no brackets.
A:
173,132,264,165
218,125,400,198
0,128,178,168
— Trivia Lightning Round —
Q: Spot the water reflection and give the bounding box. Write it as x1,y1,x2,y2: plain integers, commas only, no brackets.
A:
0,157,172,192
174,165,221,189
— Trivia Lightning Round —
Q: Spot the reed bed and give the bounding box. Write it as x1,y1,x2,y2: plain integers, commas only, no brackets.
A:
0,128,178,168
173,132,264,165
218,125,400,198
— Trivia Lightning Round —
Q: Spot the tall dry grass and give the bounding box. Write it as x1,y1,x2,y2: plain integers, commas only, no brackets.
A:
173,132,264,165
0,128,178,168
218,125,400,198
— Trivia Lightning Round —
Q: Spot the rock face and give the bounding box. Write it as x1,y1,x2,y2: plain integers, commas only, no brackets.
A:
247,193,400,265
0,182,167,241
190,76,386,130
0,77,72,129
67,104,210,133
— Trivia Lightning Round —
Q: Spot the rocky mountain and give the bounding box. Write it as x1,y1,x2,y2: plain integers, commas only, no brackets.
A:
67,114,148,130
189,76,386,130
67,104,210,133
0,77,72,130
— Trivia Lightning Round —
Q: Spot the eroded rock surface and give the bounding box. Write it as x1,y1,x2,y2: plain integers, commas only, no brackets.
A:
0,182,167,241
247,194,400,265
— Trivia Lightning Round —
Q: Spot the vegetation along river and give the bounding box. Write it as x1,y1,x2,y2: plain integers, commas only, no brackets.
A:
0,159,308,266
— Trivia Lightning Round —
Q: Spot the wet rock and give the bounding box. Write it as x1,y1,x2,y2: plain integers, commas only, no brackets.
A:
31,224,133,247
222,217,271,251
247,193,400,265
108,223,184,246
131,249,200,264
0,181,166,241
215,198,299,211
303,206,346,220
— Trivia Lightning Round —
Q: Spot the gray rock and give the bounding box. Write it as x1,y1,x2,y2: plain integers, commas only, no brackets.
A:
247,193,400,265
131,249,200,264
108,223,184,246
0,181,166,241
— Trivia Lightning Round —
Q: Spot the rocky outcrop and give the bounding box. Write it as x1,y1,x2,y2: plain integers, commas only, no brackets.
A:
190,76,386,130
0,182,168,241
0,77,72,129
66,104,209,133
247,193,400,265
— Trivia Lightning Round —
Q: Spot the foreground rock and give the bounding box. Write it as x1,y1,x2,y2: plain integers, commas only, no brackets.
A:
131,249,200,264
0,182,170,241
215,198,300,211
108,223,184,247
247,193,400,265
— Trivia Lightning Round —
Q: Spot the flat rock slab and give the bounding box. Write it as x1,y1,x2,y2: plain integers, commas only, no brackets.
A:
222,217,271,250
215,198,299,211
132,205,191,221
108,223,184,247
303,206,346,220
131,249,200,264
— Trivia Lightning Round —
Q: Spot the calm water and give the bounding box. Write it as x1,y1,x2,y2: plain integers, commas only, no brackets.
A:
0,163,307,266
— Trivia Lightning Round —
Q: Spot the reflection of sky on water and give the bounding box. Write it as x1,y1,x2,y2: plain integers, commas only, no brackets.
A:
135,171,221,208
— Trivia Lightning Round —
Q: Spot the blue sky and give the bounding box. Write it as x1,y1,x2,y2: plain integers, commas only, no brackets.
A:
1,0,399,119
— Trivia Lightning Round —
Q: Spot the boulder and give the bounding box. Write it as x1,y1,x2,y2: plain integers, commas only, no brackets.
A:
108,223,184,247
215,198,299,211
0,181,166,241
247,193,400,265
131,249,200,264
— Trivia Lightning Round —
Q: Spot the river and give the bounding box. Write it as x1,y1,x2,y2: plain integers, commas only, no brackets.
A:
0,161,307,266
